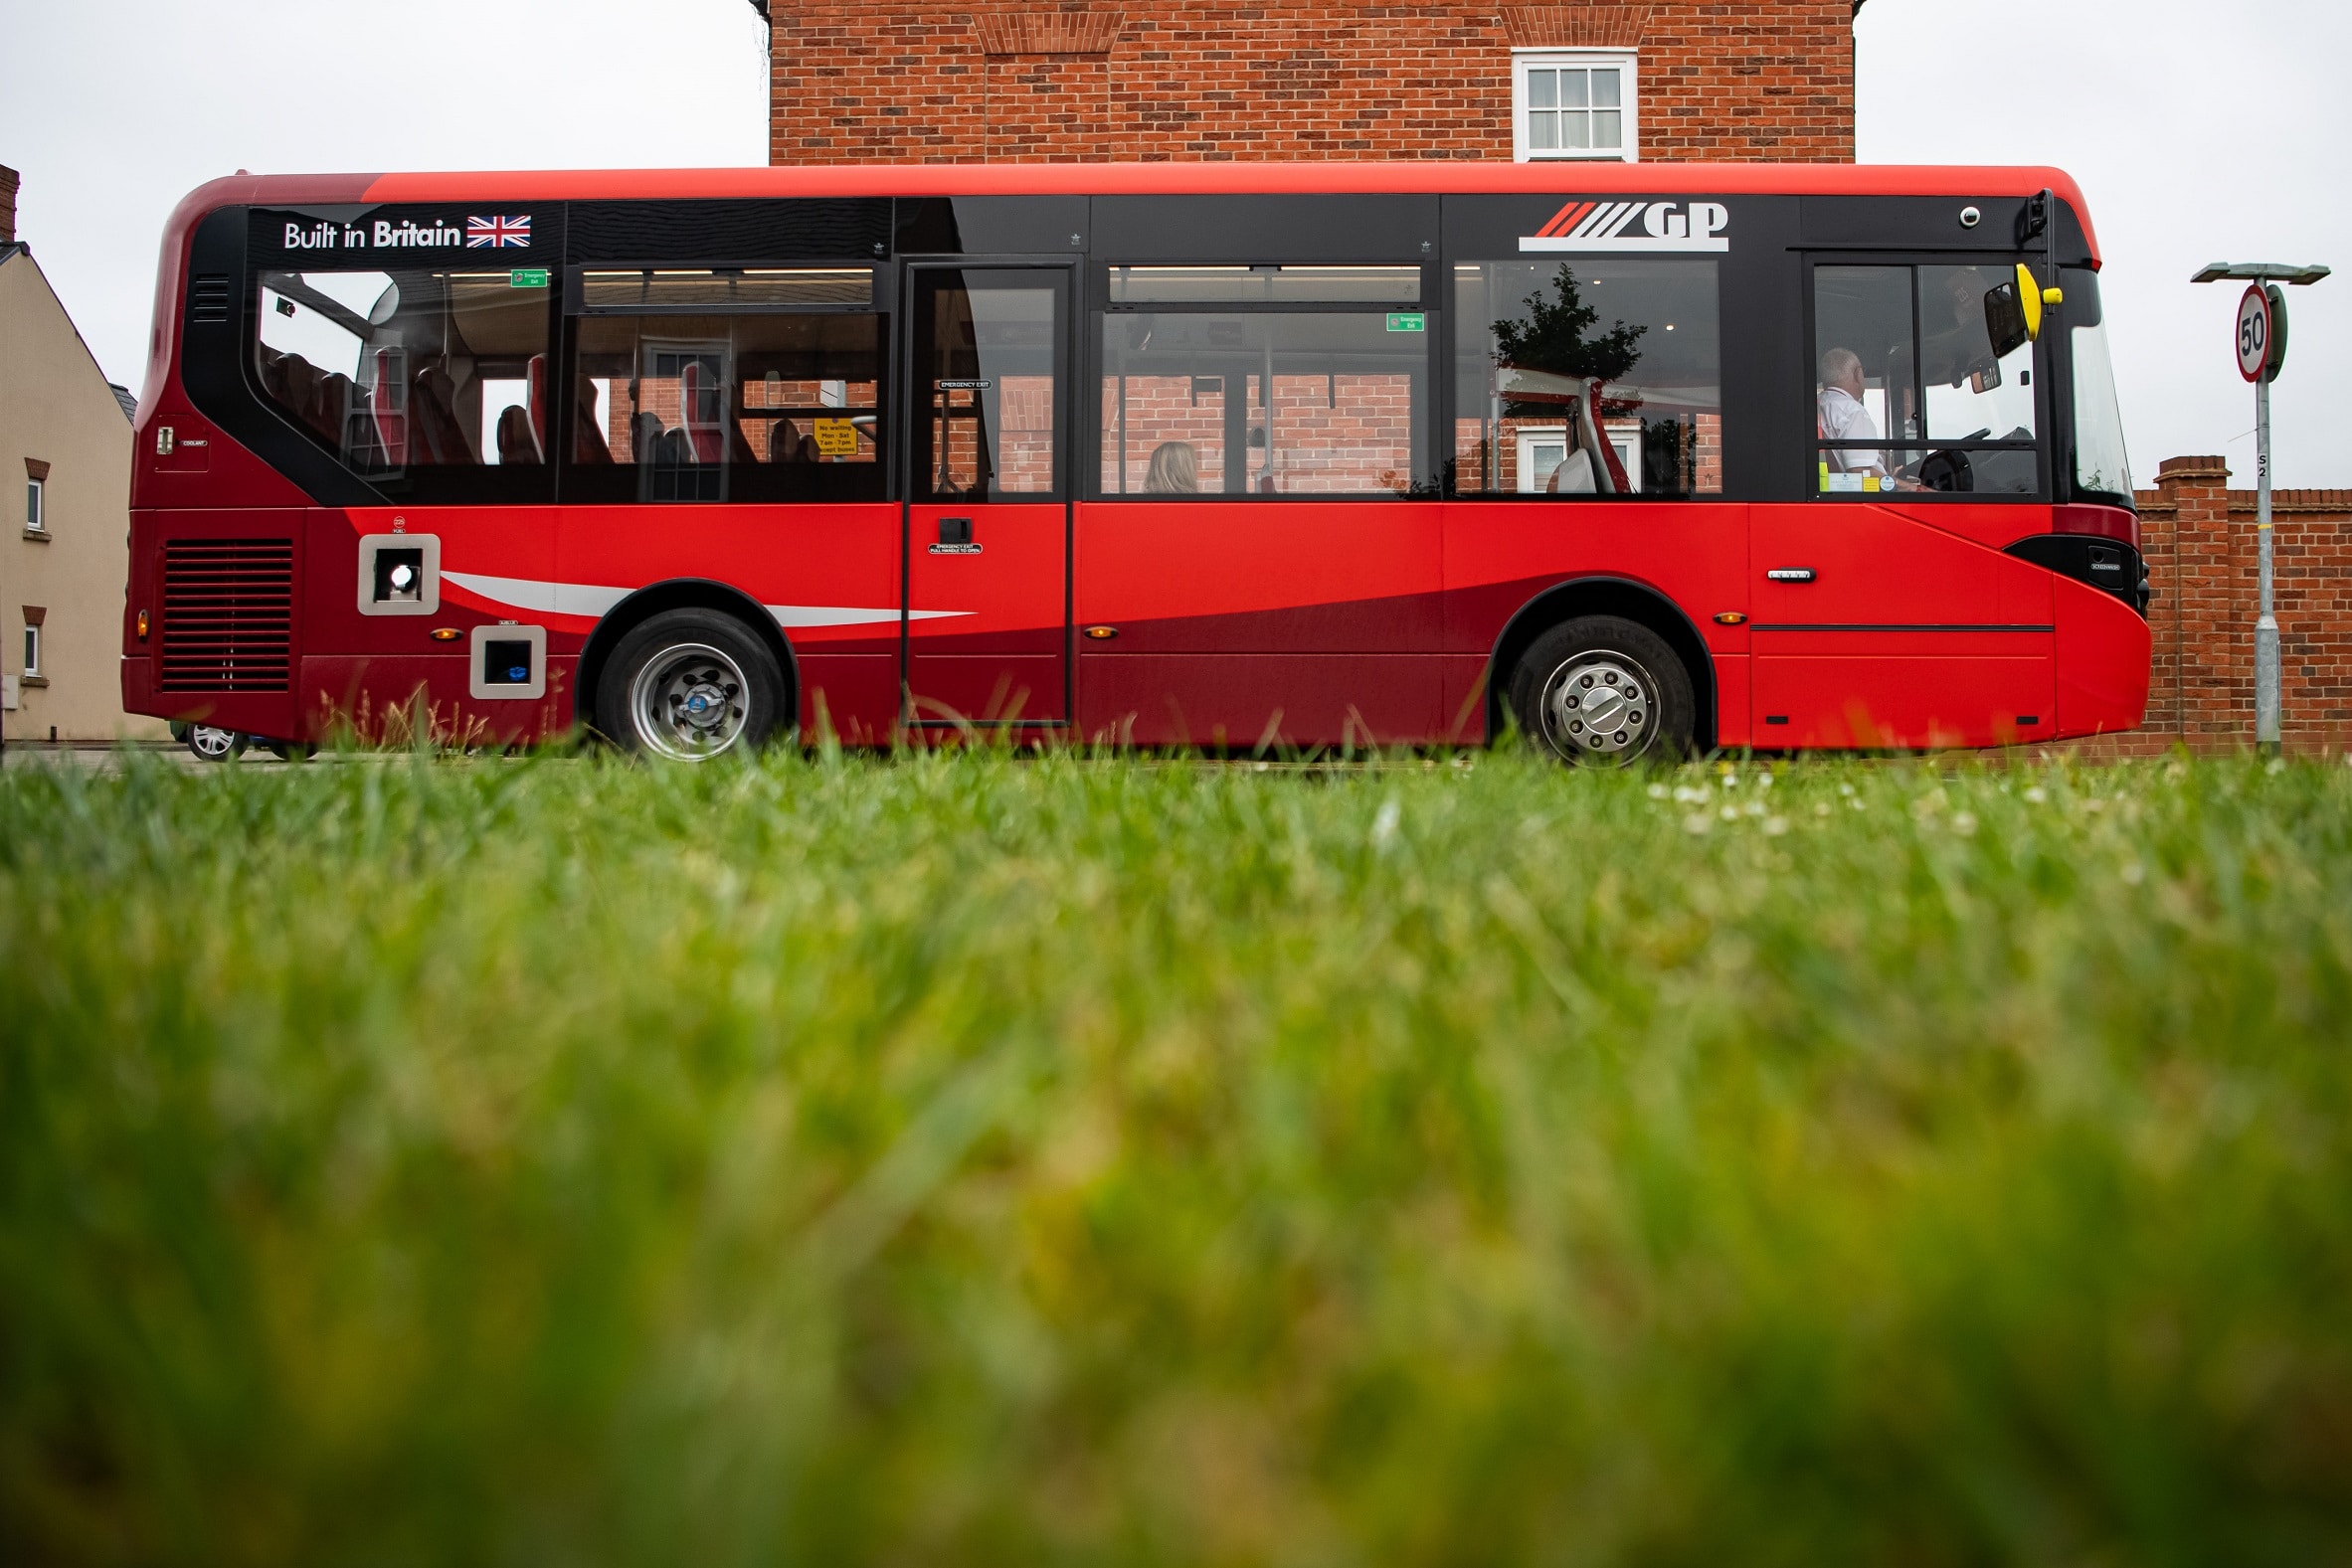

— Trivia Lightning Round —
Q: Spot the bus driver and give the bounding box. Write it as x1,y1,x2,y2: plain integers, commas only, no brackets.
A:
1817,347,1900,489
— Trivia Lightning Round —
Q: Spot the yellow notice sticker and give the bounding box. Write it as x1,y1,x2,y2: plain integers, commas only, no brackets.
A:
812,419,860,456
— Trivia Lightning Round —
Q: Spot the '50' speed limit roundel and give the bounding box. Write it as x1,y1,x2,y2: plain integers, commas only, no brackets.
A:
2239,282,2288,384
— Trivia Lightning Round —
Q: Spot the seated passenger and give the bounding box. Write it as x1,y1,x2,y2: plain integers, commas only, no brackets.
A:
1143,440,1198,494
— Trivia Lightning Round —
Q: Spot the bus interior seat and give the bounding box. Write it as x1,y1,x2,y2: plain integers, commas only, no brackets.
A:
496,405,542,465
409,365,477,464
632,412,664,464
572,377,614,463
770,419,818,462
525,355,549,454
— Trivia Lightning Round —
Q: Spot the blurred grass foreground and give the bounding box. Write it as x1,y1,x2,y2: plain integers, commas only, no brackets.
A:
4,750,2352,1566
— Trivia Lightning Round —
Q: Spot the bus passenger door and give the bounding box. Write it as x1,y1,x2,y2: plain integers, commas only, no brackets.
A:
1761,257,2059,748
1751,502,2056,747
904,266,1072,730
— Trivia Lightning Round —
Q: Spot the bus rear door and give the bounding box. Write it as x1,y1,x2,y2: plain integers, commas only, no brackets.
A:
904,266,1074,732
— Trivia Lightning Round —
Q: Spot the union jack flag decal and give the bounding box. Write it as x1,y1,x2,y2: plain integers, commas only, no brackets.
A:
466,215,532,250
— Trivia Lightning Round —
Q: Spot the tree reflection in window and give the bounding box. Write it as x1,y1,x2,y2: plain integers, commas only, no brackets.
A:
1493,265,1647,494
1456,259,1721,498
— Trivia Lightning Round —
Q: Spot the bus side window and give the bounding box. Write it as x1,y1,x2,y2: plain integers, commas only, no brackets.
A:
1451,258,1722,498
1813,262,2041,497
564,268,886,505
1098,265,1429,498
255,268,552,478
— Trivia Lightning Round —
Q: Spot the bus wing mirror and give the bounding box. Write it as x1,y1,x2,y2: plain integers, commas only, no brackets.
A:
1985,270,2033,356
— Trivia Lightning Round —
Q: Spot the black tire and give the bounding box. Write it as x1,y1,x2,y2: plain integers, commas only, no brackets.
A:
1508,615,1696,766
596,608,790,761
184,724,248,763
262,739,314,762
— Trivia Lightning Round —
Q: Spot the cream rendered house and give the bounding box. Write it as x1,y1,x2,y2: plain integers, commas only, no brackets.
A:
0,164,165,744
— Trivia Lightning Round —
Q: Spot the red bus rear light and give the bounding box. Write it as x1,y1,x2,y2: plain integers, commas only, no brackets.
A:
2053,503,2138,550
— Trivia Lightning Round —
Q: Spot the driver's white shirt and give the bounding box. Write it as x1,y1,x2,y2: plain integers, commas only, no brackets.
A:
1818,386,1882,472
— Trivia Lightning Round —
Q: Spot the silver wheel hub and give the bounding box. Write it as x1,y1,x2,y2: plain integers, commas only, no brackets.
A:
630,642,751,761
1540,654,1654,761
190,725,237,760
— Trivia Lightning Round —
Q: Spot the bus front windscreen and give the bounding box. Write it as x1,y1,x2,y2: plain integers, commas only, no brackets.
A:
2064,268,2132,503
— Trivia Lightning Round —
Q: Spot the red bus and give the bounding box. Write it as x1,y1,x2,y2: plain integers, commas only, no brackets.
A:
125,162,2148,763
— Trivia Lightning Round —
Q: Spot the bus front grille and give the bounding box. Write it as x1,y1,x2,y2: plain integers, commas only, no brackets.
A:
160,539,294,692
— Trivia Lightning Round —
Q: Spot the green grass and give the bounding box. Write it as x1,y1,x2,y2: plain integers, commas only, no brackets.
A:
4,748,2352,1566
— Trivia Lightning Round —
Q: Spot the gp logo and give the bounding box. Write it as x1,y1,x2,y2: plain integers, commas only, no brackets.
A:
1520,199,1730,254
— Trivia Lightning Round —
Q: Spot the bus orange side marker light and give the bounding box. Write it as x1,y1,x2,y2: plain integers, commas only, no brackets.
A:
1084,625,1120,640
1714,612,1747,625
430,627,461,642
136,610,150,640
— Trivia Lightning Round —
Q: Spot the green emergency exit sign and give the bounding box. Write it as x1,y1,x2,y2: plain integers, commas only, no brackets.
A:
510,268,551,288
1385,312,1426,333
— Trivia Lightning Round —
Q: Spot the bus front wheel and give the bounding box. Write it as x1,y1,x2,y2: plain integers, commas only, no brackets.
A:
182,724,247,763
598,609,789,762
1509,616,1694,767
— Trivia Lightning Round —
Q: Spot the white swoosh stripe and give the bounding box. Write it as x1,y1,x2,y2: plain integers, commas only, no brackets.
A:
443,572,967,627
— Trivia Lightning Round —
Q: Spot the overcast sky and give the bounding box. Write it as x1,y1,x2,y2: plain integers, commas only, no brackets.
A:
4,0,2346,484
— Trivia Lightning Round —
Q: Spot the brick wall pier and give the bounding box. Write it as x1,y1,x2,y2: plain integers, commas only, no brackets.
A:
2089,455,2352,757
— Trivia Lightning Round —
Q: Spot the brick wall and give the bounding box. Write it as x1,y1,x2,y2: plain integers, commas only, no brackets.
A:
767,1,1857,165
2078,455,2352,758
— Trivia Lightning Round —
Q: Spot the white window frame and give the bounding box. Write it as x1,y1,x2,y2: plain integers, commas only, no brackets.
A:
22,622,40,678
25,476,44,534
1515,425,1645,494
1513,49,1638,164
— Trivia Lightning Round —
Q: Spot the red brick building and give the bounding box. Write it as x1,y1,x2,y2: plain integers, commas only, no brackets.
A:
755,1,1865,166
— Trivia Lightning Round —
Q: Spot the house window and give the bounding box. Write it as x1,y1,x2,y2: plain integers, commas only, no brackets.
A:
1514,51,1637,162
22,617,42,679
24,457,49,534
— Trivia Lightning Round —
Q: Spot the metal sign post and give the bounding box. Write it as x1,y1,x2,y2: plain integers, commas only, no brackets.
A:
2194,261,2331,756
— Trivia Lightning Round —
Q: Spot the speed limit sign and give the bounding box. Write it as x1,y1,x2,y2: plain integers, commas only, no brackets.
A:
2238,282,2288,382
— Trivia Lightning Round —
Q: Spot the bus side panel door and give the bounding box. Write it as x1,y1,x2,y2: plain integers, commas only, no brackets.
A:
559,502,905,745
1441,501,1749,748
1075,501,1445,747
905,267,1072,730
2054,572,2151,739
313,504,557,743
907,499,1069,725
1751,502,2056,748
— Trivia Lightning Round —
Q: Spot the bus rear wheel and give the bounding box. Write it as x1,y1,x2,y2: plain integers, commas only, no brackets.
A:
1510,615,1694,767
598,609,788,762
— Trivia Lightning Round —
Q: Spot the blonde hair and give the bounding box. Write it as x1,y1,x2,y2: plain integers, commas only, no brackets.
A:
1143,440,1199,494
